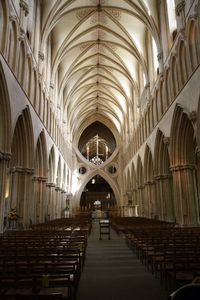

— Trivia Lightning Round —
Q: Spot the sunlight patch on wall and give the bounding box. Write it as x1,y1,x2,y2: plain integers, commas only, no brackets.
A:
167,0,177,33
117,94,127,114
143,0,151,16
71,173,79,195
152,38,159,72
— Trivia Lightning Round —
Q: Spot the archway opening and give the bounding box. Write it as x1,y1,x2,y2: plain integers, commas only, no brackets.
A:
80,175,117,214
78,121,116,165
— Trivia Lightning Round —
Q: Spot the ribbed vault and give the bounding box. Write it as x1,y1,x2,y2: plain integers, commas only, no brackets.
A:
41,0,159,140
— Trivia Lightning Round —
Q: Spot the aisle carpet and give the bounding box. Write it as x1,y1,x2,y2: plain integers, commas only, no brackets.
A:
77,219,169,300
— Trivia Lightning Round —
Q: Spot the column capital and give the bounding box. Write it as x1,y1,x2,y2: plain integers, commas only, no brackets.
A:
55,186,62,192
0,151,11,161
188,13,198,21
46,182,56,188
33,176,48,182
137,184,144,190
61,190,67,194
144,180,155,186
189,110,197,123
170,164,195,172
10,166,35,174
154,174,171,180
163,137,170,145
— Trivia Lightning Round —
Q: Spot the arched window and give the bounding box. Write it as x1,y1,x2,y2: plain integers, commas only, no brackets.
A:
167,0,177,35
152,37,159,75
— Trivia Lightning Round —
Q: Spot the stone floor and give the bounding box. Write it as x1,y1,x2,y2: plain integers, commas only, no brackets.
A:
77,219,170,300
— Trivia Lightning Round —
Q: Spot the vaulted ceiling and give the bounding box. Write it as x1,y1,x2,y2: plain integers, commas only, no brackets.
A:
41,0,159,141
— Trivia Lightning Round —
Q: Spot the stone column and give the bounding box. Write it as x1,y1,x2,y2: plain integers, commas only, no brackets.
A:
132,188,137,205
131,188,138,216
67,193,72,217
61,190,67,217
0,152,11,233
126,191,132,205
33,176,48,224
9,166,35,228
144,180,156,218
137,185,144,216
70,195,78,217
155,174,174,222
46,182,56,220
171,164,199,226
143,182,150,218
55,186,62,219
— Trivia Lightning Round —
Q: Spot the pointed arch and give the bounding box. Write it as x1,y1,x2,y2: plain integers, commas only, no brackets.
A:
144,144,154,182
143,144,155,217
32,70,39,107
131,162,136,190
157,80,163,118
154,129,174,221
136,155,144,187
0,61,11,153
0,60,12,233
131,162,137,209
62,163,67,190
177,39,188,87
0,0,9,55
136,155,144,216
170,55,178,99
126,167,131,191
27,55,34,99
11,106,34,168
76,169,121,207
154,129,170,176
170,105,199,225
56,156,62,187
186,19,200,72
76,117,119,149
48,146,56,183
152,92,158,126
8,19,19,72
170,106,196,166
34,130,48,223
9,106,34,225
35,130,48,177
17,40,27,88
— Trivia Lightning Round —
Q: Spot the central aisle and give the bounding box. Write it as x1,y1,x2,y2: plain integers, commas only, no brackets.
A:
77,219,169,300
